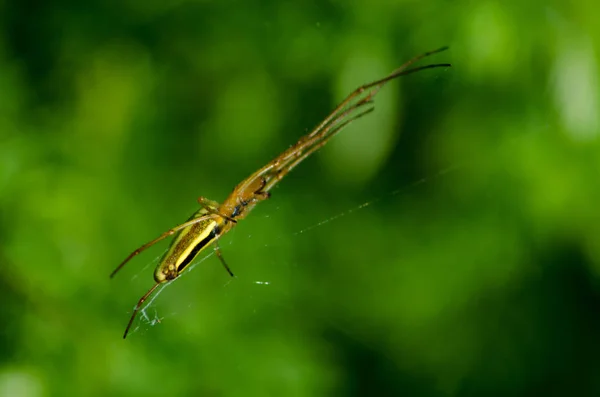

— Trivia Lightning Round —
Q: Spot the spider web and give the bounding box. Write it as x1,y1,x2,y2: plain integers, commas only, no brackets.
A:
120,126,541,338
121,162,460,337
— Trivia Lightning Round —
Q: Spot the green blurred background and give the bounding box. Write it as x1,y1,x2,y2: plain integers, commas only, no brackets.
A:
1,0,600,396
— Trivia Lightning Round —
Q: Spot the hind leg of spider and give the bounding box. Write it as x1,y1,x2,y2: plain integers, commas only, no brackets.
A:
123,281,162,339
214,238,235,277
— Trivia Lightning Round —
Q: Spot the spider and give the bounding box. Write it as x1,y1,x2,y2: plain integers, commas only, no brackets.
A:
110,47,450,338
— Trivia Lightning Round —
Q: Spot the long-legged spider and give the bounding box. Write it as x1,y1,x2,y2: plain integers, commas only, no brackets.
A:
110,47,450,338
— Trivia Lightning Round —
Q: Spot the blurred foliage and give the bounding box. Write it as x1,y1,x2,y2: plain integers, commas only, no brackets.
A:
1,0,600,396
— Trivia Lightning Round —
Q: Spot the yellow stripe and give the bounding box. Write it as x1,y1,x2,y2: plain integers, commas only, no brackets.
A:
174,219,218,269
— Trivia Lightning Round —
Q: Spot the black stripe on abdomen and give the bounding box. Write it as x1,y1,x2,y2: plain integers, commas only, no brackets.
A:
177,227,218,272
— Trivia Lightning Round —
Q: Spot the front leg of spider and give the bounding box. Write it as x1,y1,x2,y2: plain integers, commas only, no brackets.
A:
235,177,270,212
254,176,271,200
257,191,270,200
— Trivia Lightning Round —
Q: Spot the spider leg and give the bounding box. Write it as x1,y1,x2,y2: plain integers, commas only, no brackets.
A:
123,282,162,339
110,214,213,278
197,196,238,224
213,238,235,277
263,104,375,192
